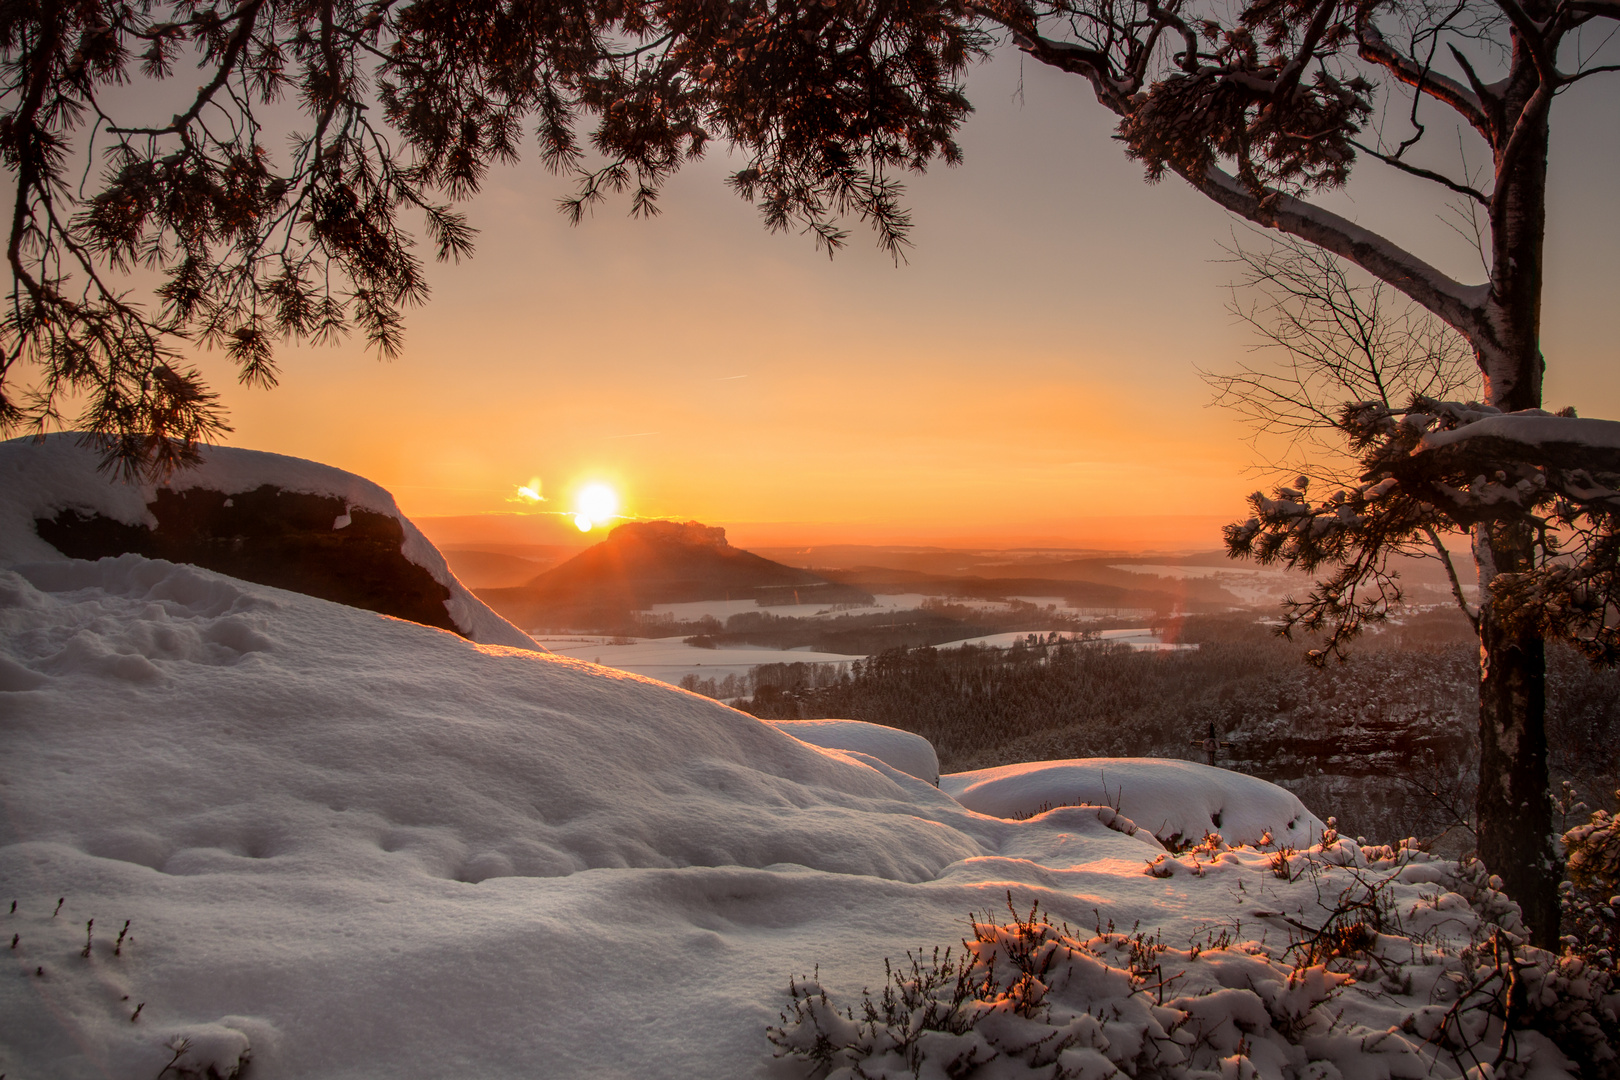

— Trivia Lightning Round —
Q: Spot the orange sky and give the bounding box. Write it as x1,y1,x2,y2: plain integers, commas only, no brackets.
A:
190,49,1620,552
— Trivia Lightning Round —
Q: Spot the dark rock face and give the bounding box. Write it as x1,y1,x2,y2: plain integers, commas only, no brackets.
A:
35,484,460,635
615,520,729,548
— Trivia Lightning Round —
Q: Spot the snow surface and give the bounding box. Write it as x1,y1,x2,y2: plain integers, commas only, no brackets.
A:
0,435,536,649
0,448,1588,1079
0,555,1582,1078
767,719,941,785
942,758,1323,848
532,634,861,683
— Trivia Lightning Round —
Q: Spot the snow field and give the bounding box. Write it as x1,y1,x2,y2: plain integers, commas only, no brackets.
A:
531,633,861,684
1,555,1167,1077
0,440,1599,1078
0,555,1594,1077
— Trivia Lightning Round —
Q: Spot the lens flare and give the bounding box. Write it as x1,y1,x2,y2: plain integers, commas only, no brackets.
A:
574,514,593,532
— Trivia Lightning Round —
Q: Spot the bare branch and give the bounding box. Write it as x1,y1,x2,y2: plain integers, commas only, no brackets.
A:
1348,139,1490,202
1357,18,1494,141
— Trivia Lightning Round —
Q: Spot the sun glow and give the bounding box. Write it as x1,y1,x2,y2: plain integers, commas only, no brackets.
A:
574,483,619,532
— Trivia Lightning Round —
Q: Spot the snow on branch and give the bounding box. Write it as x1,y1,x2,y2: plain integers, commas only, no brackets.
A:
1195,169,1491,339
1228,403,1620,663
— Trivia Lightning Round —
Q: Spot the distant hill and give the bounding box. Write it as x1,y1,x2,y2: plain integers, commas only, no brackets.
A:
479,520,873,629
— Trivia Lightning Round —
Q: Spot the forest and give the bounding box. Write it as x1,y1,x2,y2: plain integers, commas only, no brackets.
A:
715,612,1620,851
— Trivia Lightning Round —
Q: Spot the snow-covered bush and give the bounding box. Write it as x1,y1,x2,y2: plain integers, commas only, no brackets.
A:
770,843,1620,1079
1557,785,1620,1069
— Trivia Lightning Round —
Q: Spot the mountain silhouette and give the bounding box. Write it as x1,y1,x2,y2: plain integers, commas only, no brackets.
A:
479,520,872,629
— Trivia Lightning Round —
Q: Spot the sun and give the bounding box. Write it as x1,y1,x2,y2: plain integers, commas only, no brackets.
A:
574,483,619,532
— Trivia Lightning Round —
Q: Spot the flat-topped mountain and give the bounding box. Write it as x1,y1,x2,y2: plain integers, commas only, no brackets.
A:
479,520,873,629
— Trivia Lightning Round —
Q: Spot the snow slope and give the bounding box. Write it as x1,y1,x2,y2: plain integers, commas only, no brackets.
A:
0,434,535,649
0,459,1591,1077
0,555,1158,1077
0,556,1586,1079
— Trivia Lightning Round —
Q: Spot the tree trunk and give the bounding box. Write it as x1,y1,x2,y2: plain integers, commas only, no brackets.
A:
1467,20,1558,949
1473,524,1559,947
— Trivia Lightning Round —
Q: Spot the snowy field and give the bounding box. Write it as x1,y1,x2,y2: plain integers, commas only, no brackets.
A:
1108,564,1304,606
531,634,863,683
933,628,1198,652
645,594,1105,626
645,594,935,623
1,438,1598,1078
531,626,1192,688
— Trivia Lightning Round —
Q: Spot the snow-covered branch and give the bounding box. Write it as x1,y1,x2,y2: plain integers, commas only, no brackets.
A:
1230,403,1620,663
1192,168,1491,340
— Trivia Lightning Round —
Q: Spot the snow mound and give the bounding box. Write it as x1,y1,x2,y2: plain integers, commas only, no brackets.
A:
1,552,1173,1076
942,757,1324,847
1419,409,1620,452
0,434,534,649
769,719,941,785
0,556,989,883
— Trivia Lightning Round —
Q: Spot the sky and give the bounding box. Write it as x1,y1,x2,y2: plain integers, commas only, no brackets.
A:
100,44,1620,550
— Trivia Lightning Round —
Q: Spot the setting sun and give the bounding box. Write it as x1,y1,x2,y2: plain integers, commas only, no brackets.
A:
574,483,619,532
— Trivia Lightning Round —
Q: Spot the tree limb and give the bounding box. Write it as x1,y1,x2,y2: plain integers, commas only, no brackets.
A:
1425,523,1480,629
1356,18,1494,141
104,0,267,138
1190,166,1491,340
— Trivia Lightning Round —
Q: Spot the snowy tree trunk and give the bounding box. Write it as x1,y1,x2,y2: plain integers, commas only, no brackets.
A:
1471,33,1557,948
1473,525,1558,947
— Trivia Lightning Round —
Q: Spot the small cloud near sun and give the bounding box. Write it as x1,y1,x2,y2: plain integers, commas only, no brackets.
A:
511,477,546,505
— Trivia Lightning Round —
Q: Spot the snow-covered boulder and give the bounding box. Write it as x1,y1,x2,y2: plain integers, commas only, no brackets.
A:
768,718,941,785
942,757,1324,848
0,434,534,648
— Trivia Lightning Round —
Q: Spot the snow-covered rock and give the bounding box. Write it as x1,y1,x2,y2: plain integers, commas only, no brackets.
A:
768,718,941,785
942,757,1324,848
0,434,534,648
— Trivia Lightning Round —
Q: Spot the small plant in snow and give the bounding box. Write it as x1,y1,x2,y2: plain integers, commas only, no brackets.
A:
772,852,1620,1079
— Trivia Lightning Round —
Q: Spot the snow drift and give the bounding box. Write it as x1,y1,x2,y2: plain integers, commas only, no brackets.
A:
942,757,1324,848
768,718,941,785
